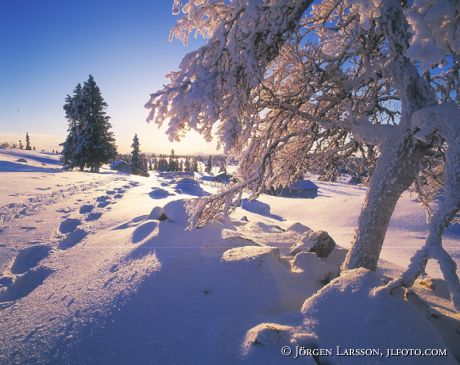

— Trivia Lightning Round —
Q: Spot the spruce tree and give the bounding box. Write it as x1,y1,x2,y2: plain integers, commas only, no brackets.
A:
205,155,212,174
192,157,198,172
184,157,191,171
18,140,24,150
219,158,227,173
62,75,117,172
25,133,31,150
62,83,83,169
131,134,148,176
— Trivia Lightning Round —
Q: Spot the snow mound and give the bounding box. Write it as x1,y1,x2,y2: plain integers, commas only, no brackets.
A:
223,221,297,255
110,160,131,174
16,158,27,163
287,222,311,234
148,206,166,220
243,268,456,364
174,178,209,197
162,199,190,225
241,199,283,220
291,252,331,282
149,187,171,199
222,246,280,262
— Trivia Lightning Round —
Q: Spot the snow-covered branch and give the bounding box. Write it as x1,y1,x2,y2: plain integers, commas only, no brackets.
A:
146,0,312,145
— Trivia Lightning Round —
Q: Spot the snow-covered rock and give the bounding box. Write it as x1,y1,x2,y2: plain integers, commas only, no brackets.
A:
292,252,331,282
287,222,311,234
162,199,190,225
148,206,166,221
243,269,457,365
16,158,27,163
291,230,336,258
174,178,208,197
110,160,131,174
149,187,171,199
222,245,280,263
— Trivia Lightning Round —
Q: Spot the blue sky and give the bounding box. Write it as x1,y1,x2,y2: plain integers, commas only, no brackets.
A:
0,0,217,154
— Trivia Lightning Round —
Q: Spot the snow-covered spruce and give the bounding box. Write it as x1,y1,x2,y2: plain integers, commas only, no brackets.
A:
62,75,117,172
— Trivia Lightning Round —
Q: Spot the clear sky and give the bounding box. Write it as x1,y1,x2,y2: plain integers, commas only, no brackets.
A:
0,0,218,154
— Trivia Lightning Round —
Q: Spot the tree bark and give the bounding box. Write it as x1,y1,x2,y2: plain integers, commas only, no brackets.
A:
342,131,425,271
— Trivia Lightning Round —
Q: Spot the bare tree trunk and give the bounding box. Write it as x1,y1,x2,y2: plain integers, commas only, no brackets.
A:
343,132,425,271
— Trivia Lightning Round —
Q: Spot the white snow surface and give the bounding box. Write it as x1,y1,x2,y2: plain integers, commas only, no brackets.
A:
0,148,459,364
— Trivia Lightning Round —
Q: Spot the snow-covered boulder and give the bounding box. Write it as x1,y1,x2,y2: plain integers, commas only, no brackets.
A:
292,252,331,282
162,199,190,225
299,269,455,364
219,236,259,248
149,187,171,199
110,160,131,174
287,222,311,234
174,178,208,197
243,269,456,365
148,206,166,221
222,246,280,263
291,230,336,258
16,158,28,163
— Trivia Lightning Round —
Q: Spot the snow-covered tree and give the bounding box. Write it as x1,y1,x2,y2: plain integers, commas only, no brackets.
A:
62,83,83,169
165,149,177,171
18,140,23,150
219,158,227,174
146,0,460,309
63,75,117,172
192,157,199,172
205,155,212,174
131,134,149,176
184,156,192,171
158,154,169,171
25,133,31,150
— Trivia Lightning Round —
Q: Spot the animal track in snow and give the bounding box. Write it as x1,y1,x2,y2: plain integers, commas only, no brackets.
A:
59,218,82,234
0,267,54,303
10,245,52,274
58,229,88,250
97,201,111,208
86,212,102,222
79,204,94,214
96,195,110,202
